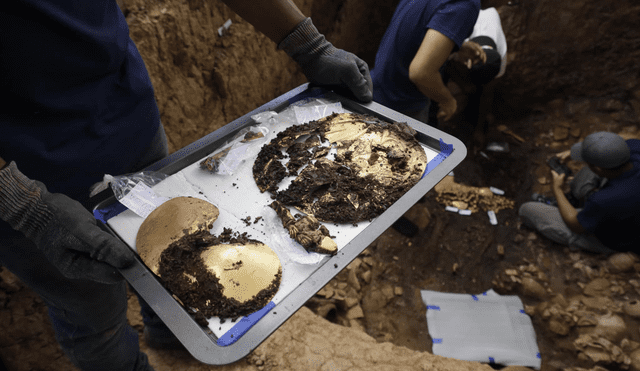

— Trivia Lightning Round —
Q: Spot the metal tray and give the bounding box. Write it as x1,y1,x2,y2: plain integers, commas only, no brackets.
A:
91,83,466,364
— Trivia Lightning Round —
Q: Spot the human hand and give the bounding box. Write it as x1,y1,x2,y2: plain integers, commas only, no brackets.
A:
279,18,373,102
450,41,486,69
555,149,571,163
0,162,135,284
437,97,457,122
551,169,566,191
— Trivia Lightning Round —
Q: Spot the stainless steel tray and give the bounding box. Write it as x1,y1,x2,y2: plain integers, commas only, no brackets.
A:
91,83,466,364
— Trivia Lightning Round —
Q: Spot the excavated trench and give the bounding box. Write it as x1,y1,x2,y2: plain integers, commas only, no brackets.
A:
2,0,640,370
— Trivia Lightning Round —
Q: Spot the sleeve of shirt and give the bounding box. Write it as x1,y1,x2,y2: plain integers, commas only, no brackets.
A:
427,0,481,49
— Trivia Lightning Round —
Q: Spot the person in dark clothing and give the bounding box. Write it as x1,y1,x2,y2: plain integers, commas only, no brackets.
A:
0,1,372,370
371,0,480,124
519,132,640,254
432,7,507,151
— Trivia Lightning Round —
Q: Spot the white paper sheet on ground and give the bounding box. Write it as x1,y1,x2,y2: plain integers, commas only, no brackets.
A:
420,289,541,369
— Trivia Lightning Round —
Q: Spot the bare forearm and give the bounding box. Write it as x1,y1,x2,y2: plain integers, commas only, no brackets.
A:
408,29,455,105
219,0,305,44
552,185,585,234
411,71,454,105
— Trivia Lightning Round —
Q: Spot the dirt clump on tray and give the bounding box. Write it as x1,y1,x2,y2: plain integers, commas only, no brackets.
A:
253,112,428,224
157,228,281,325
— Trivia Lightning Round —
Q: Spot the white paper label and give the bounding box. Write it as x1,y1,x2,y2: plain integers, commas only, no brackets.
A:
119,182,169,219
487,210,498,225
489,186,505,195
445,206,459,213
458,209,472,216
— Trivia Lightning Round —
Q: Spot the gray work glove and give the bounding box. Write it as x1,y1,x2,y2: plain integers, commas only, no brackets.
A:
0,162,135,284
279,18,373,103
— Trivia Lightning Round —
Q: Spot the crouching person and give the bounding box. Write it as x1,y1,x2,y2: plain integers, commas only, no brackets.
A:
519,131,640,254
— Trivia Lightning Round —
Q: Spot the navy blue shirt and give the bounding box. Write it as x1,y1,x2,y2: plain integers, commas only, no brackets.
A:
371,0,480,113
1,0,160,205
578,139,640,252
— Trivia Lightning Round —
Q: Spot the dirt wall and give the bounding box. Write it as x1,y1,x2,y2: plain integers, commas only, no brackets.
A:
491,0,640,112
123,0,639,154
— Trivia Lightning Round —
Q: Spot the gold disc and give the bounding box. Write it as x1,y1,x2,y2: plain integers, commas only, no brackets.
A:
135,197,219,275
200,242,282,304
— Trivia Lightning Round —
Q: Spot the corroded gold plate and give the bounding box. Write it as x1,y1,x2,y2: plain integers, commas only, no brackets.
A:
200,242,282,304
136,197,219,275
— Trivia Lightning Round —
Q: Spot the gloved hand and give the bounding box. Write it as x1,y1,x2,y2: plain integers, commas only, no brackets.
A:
279,18,373,103
0,162,135,284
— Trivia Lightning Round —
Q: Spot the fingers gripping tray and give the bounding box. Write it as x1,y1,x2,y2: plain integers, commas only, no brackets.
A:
91,84,466,365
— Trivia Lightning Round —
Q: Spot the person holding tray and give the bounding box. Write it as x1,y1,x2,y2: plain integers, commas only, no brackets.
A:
0,1,372,370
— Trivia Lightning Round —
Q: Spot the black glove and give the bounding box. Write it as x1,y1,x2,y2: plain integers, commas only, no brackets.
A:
0,162,135,284
279,18,373,103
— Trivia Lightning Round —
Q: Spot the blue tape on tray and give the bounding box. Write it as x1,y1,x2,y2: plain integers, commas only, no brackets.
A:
471,295,479,301
422,139,453,179
426,305,440,311
217,301,276,346
432,338,443,344
488,357,495,364
93,202,128,223
537,353,541,359
520,309,526,314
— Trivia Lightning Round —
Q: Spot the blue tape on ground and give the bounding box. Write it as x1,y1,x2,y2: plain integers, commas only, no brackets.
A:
422,138,453,178
427,305,440,311
432,338,443,344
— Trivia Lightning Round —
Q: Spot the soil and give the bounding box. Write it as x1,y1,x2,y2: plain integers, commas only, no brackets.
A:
157,229,281,323
2,0,640,370
253,113,426,224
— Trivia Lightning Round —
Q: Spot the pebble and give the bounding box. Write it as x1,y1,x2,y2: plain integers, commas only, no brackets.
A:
522,277,547,299
608,252,636,272
583,278,610,297
394,286,403,296
381,286,395,301
346,305,364,319
361,270,372,284
348,269,361,291
348,258,362,271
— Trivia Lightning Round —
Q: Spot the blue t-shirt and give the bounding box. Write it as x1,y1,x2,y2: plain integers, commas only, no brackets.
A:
577,139,640,252
371,0,480,113
0,0,160,206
